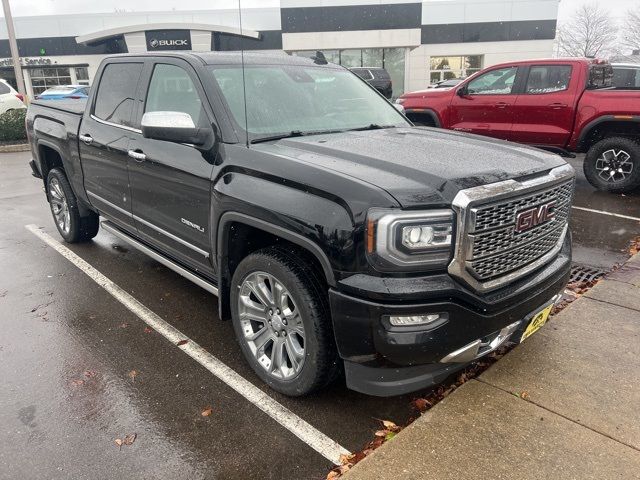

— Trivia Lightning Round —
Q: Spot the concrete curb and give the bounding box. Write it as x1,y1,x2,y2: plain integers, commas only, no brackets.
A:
344,251,640,479
0,143,30,153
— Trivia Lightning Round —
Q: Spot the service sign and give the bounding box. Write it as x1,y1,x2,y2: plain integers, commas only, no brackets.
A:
145,30,192,51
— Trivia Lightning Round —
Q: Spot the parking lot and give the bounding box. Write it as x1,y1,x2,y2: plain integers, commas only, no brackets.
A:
1,150,639,480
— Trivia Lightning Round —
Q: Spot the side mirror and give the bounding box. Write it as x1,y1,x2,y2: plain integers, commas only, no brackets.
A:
141,111,211,146
456,87,467,97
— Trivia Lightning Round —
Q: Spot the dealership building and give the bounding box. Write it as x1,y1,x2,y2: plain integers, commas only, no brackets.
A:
0,0,559,98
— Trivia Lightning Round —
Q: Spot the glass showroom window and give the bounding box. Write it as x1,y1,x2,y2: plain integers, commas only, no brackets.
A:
429,55,483,84
290,48,406,98
75,67,90,86
30,67,72,95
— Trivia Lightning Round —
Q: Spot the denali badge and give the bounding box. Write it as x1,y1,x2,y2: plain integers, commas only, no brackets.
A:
514,201,556,233
181,218,205,233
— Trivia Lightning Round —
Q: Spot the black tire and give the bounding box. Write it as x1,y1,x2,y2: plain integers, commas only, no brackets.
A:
46,168,99,243
583,137,640,193
230,246,340,396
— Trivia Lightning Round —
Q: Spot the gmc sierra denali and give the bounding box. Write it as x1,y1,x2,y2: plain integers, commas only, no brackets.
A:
26,52,575,397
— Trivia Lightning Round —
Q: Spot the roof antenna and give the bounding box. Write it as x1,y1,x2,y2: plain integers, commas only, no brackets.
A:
312,51,328,65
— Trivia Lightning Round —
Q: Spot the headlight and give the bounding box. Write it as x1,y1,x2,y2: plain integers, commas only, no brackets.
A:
366,209,454,271
395,98,405,105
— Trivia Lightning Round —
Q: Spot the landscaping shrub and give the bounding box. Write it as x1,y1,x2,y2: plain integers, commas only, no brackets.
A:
0,108,27,142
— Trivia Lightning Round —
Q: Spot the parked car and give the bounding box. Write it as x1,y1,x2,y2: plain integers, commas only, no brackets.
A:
27,52,574,397
350,67,392,98
612,63,640,89
35,85,90,100
398,58,640,193
0,79,26,114
428,78,465,89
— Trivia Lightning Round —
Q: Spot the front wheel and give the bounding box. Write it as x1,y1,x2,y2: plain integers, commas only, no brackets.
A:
230,247,339,396
47,168,99,243
583,137,640,193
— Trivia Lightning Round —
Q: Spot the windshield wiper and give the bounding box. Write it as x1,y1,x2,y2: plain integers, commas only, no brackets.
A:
250,130,306,144
346,124,396,132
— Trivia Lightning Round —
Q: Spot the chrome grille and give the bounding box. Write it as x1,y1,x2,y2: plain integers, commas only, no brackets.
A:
467,179,574,281
448,164,576,293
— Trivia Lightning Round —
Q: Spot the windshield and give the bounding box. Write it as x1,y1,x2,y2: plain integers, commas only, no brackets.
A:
209,64,408,141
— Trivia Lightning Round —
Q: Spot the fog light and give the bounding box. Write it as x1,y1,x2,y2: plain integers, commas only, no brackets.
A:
389,313,443,327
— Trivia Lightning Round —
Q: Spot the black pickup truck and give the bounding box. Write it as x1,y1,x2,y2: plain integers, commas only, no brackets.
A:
26,52,575,397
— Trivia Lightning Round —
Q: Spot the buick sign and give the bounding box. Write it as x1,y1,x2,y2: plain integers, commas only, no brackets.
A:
145,30,191,51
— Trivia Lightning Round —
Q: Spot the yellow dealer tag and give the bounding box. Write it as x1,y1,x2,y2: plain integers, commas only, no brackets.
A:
520,304,553,343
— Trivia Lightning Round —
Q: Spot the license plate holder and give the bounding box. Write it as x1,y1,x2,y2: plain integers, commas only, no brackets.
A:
520,303,554,343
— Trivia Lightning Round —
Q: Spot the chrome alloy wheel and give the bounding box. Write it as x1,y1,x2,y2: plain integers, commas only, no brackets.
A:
237,271,306,380
596,149,634,183
48,178,70,234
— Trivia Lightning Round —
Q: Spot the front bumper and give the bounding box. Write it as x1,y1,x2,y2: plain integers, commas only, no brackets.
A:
330,237,571,396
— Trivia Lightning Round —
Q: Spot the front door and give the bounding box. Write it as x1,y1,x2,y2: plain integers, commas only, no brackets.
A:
127,60,216,277
510,64,577,147
79,61,144,230
449,66,519,140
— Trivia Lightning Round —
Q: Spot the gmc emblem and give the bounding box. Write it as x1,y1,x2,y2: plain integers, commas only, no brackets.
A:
514,201,557,233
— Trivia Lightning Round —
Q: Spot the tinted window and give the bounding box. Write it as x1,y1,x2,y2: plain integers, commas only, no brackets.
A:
613,68,640,88
467,67,517,95
145,64,206,127
94,63,143,127
0,82,11,95
525,66,572,94
352,69,373,81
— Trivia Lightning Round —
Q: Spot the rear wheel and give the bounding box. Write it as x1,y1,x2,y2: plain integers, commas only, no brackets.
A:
583,137,640,193
406,113,436,127
230,247,339,396
47,168,99,243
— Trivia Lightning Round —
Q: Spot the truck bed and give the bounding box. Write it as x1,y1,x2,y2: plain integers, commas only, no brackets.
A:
30,98,87,116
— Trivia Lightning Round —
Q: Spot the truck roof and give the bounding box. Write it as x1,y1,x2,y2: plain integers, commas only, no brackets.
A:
102,51,338,67
489,57,609,69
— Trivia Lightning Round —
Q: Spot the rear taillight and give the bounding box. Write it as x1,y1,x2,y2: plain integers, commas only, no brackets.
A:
15,93,24,102
69,96,81,99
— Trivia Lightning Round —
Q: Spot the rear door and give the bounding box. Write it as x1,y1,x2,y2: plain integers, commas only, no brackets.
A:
127,58,216,276
449,66,521,140
79,60,144,230
510,64,577,147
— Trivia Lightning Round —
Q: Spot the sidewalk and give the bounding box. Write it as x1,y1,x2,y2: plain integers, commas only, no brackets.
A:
346,254,640,479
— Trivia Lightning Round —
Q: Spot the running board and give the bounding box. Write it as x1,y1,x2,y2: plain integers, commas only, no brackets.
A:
101,220,219,296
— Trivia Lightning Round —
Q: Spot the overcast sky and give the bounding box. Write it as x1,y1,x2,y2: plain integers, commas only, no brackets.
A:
6,0,640,21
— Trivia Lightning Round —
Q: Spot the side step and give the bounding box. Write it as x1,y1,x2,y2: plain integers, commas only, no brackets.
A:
101,220,219,296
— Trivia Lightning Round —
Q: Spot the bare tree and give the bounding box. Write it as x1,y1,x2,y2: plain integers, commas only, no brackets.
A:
556,3,619,58
621,5,640,53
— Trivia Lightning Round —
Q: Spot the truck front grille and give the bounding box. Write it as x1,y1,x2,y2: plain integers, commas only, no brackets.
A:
469,180,574,280
448,164,575,292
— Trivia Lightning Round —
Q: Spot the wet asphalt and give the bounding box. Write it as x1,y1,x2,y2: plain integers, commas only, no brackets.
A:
1,151,639,480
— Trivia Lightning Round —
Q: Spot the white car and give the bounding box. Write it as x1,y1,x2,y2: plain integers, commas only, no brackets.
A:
0,79,26,114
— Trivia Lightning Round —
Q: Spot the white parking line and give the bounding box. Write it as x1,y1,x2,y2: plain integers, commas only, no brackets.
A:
572,206,640,222
25,224,350,465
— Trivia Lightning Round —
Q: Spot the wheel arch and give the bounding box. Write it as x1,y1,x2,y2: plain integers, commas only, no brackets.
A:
577,116,640,152
404,109,441,127
216,212,337,321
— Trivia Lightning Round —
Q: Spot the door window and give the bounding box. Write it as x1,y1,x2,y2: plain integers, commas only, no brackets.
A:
145,64,206,127
525,65,572,94
466,67,517,95
93,63,143,127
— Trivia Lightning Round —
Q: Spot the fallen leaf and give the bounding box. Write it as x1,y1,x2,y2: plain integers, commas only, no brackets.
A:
71,379,85,386
385,432,396,441
128,370,137,381
84,370,97,378
119,323,129,329
520,391,530,400
381,420,399,432
123,433,137,446
338,453,354,465
143,327,152,334
374,430,387,437
114,438,123,450
176,339,189,346
412,398,431,412
201,406,213,417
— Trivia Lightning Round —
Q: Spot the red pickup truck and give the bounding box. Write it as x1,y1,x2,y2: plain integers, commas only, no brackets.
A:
397,58,640,193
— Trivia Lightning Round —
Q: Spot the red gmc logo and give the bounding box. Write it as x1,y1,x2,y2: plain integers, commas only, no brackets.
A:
514,201,557,233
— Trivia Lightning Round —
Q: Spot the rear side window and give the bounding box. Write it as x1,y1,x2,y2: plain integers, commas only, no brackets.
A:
525,66,572,94
93,62,143,127
0,82,11,95
353,69,373,81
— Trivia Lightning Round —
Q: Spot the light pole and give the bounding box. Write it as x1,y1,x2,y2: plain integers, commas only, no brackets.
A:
1,0,26,97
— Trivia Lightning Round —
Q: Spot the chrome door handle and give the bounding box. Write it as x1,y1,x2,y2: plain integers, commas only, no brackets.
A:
79,134,93,145
128,150,146,162
495,102,509,109
549,103,568,109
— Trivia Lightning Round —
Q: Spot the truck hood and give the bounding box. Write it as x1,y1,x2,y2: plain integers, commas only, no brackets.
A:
256,127,567,208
